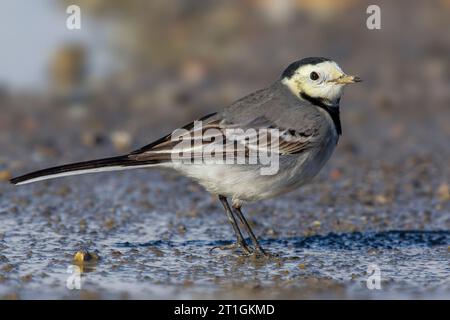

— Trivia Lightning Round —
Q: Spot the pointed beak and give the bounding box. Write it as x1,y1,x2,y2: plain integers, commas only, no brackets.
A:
330,75,362,84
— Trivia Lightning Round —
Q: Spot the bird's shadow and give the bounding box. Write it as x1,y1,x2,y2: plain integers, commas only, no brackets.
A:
115,230,450,250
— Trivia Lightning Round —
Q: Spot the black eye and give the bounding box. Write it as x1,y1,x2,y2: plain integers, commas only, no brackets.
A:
310,71,319,81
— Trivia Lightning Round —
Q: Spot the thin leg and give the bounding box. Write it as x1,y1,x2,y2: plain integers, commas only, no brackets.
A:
232,204,267,256
211,195,252,255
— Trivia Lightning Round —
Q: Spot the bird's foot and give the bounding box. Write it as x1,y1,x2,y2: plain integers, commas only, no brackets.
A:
210,240,253,255
254,246,268,258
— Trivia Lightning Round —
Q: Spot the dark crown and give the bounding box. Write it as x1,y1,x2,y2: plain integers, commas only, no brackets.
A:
281,57,331,79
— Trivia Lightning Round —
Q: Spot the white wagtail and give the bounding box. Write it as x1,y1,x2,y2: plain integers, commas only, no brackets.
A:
11,57,361,256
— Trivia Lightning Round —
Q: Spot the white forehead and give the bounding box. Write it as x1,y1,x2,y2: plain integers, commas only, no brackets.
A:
295,61,344,78
281,60,347,102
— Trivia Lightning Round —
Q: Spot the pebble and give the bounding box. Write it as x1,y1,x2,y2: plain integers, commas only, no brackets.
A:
437,183,449,201
330,169,343,181
298,263,306,269
0,170,11,182
20,274,33,283
81,132,106,147
311,220,322,228
73,250,100,263
104,218,116,231
1,264,15,273
110,131,132,151
375,194,388,205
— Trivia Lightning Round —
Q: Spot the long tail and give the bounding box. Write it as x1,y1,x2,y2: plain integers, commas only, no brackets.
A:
10,155,159,185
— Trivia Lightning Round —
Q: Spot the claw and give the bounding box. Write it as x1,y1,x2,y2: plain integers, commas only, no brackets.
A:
210,241,253,255
254,246,268,257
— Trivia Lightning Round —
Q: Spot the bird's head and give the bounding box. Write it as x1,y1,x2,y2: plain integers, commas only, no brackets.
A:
281,57,361,106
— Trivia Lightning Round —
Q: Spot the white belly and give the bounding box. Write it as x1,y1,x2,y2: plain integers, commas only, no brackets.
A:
170,141,336,203
167,109,339,203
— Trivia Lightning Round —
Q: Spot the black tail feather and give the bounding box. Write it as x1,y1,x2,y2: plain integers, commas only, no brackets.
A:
10,155,157,185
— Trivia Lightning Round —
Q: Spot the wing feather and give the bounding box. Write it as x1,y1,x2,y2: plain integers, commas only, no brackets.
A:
127,113,319,163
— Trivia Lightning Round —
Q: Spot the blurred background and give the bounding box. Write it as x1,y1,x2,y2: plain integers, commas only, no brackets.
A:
1,0,449,167
0,0,449,299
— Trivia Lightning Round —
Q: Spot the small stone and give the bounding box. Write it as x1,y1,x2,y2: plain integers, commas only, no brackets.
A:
330,169,342,181
298,263,306,269
104,218,116,231
111,131,132,151
73,250,99,263
0,170,11,182
81,132,106,147
147,247,164,257
437,183,450,201
375,194,388,205
20,274,33,283
182,279,194,287
1,293,19,300
311,220,321,228
79,219,87,231
111,250,122,257
180,59,207,85
54,186,71,197
1,264,15,273
177,225,187,234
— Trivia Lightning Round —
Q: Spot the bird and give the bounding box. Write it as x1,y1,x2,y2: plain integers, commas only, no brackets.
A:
10,57,361,257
